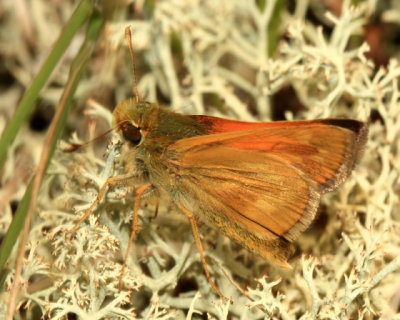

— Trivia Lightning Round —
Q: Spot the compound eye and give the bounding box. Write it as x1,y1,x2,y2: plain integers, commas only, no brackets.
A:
121,122,141,145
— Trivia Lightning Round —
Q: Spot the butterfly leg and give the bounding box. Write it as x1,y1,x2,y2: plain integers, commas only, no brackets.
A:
119,183,153,290
70,173,138,233
178,204,230,301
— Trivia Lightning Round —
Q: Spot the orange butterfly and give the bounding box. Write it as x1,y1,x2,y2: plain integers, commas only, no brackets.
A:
71,28,368,300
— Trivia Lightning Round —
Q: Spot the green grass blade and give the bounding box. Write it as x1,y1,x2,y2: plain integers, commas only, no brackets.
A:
0,7,104,289
0,0,93,170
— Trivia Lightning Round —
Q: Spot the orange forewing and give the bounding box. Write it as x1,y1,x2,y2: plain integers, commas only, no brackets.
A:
166,119,367,266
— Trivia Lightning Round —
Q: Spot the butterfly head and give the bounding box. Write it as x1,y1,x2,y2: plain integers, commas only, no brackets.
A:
112,98,157,146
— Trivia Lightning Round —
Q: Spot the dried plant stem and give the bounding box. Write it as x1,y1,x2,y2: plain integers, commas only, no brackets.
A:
6,44,93,320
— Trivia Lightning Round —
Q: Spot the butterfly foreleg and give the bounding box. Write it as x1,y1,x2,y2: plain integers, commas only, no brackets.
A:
119,183,154,290
70,173,139,233
177,204,230,301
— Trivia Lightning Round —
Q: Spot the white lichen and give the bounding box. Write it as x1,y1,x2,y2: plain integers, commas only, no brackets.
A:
2,0,400,318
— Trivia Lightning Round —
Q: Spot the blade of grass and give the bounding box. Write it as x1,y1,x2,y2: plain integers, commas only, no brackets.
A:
267,0,285,56
0,0,96,284
3,9,104,318
0,0,93,170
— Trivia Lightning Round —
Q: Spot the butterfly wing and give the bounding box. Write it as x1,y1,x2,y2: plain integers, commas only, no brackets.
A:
164,120,367,265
